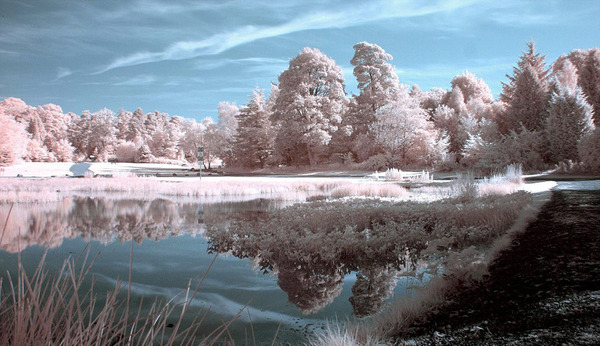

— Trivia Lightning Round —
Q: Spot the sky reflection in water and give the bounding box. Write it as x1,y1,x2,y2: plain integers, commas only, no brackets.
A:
0,197,419,343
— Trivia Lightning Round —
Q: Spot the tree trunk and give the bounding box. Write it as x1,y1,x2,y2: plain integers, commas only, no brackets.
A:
306,142,315,166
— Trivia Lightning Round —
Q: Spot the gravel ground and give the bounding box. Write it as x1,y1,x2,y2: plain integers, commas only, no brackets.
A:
395,189,600,345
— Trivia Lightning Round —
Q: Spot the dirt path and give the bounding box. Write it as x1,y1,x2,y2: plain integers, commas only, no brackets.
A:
397,188,600,345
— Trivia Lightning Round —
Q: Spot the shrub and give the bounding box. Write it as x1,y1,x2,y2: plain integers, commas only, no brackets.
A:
114,141,138,162
578,127,600,172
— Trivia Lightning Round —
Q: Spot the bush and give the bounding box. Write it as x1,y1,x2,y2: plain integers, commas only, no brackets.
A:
114,141,138,162
363,154,391,171
578,127,600,172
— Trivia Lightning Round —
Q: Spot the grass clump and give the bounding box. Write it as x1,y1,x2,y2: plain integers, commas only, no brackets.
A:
329,182,407,199
0,251,243,345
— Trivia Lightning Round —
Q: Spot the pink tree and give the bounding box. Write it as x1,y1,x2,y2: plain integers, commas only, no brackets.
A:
36,103,73,161
579,49,600,125
272,47,347,166
215,101,239,167
498,41,551,134
341,42,401,161
233,89,274,169
0,113,28,165
370,87,446,167
179,118,206,163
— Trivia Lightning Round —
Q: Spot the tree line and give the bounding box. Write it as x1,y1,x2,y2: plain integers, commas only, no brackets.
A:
1,41,599,172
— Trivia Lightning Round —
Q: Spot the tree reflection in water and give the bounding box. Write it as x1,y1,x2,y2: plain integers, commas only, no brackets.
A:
0,198,207,253
206,194,532,316
1,192,530,318
0,197,294,254
350,264,400,316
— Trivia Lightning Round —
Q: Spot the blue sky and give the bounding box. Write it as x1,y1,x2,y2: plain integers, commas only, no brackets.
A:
1,0,599,121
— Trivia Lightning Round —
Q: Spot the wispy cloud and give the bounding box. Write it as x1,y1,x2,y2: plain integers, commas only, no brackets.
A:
56,67,73,80
0,49,20,55
114,75,157,86
194,57,288,71
97,0,479,73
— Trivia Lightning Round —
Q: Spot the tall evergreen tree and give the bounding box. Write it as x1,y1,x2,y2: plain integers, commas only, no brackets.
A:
498,41,551,134
233,89,274,169
545,83,594,163
340,42,401,161
579,49,600,125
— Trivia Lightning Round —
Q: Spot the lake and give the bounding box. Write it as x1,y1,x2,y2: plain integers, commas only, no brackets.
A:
0,196,423,344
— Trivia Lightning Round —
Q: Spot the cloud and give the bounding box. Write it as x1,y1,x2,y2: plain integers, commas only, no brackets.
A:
56,67,73,80
0,49,20,55
114,75,157,86
97,0,480,73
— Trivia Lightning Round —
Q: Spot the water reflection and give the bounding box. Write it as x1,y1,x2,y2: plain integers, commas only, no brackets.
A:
206,216,403,317
0,197,403,317
350,264,399,316
278,262,345,315
0,198,287,253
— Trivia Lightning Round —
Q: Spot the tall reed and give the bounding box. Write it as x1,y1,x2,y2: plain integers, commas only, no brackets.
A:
0,249,245,345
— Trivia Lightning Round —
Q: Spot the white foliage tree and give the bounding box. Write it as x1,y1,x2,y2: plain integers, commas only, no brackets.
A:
343,42,401,161
179,118,206,163
88,108,117,161
36,103,73,161
200,118,221,169
273,47,347,166
552,59,579,93
0,112,28,165
215,102,239,167
370,88,445,167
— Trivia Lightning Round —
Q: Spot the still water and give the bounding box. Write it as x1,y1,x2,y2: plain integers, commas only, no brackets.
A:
0,197,421,343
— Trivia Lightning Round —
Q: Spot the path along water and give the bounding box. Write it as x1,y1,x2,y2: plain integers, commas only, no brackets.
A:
396,181,600,345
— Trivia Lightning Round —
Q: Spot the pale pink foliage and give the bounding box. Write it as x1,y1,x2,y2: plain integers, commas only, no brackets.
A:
0,113,28,165
215,101,240,166
273,47,348,166
233,88,274,169
371,87,446,167
578,49,600,125
552,59,579,93
340,42,402,161
450,71,494,104
179,118,206,163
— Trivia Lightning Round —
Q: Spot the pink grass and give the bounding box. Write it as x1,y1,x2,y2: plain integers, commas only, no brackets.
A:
0,250,246,345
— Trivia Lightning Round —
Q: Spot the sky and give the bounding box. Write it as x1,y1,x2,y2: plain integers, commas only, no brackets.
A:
1,0,599,121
